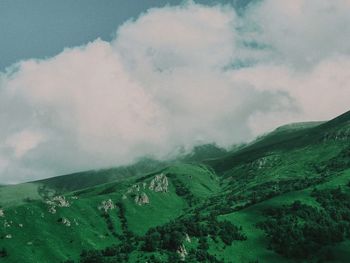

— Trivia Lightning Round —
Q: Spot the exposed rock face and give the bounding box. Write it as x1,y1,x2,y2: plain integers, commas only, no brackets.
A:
0,209,4,217
127,184,140,194
48,206,57,214
123,173,168,206
45,195,70,214
98,199,115,213
59,217,71,227
52,196,70,207
135,192,149,206
252,155,279,169
149,173,168,192
177,244,188,261
185,233,191,243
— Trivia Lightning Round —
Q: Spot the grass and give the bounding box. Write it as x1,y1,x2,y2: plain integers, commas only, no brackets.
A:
0,183,42,208
218,169,350,263
0,110,349,262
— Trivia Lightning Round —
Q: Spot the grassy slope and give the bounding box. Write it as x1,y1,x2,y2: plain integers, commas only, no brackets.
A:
0,163,221,262
0,110,349,263
219,169,350,263
0,183,42,208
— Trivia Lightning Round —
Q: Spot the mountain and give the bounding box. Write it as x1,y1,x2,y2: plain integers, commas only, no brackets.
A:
0,111,349,263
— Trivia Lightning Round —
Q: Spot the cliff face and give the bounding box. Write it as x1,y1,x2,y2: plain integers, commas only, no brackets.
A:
149,173,169,192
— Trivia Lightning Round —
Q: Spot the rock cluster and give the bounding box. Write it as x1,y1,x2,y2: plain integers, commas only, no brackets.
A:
127,184,140,194
53,196,70,207
135,192,150,206
98,199,115,213
45,195,70,214
252,155,279,169
177,244,188,261
3,220,11,228
122,173,169,206
60,217,71,227
149,173,168,192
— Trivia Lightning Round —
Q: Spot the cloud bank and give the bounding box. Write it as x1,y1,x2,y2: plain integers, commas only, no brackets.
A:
0,0,349,183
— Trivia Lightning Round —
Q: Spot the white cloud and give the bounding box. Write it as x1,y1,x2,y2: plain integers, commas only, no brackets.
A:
244,0,350,67
5,130,45,158
0,1,349,183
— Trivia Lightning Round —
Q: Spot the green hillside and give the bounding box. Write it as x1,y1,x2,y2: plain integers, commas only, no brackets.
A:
0,111,350,263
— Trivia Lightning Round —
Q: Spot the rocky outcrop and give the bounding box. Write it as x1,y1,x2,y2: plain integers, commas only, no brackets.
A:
177,244,188,261
135,192,149,206
48,206,57,214
123,173,168,206
127,184,140,194
149,173,168,192
251,155,280,169
3,220,11,228
52,196,70,207
45,195,70,214
98,199,115,213
58,217,71,227
0,209,4,217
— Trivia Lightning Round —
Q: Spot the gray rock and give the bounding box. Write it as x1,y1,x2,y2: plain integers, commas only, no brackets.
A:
149,173,168,192
135,192,150,206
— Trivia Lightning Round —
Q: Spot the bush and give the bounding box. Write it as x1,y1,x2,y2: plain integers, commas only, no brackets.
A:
258,188,350,260
0,248,7,258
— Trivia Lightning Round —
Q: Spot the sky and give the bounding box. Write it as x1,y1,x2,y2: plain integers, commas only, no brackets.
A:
0,0,349,184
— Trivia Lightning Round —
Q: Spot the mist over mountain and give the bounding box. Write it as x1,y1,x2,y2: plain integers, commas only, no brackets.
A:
1,110,350,262
0,0,349,184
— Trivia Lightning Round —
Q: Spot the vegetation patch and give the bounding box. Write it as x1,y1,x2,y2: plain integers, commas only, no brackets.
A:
258,187,350,261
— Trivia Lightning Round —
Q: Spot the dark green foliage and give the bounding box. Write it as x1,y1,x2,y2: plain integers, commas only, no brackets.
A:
218,220,246,245
168,173,197,206
79,240,136,263
325,146,350,171
101,213,117,237
0,248,8,258
142,223,185,252
187,248,224,263
142,214,246,254
198,237,209,250
98,185,117,195
80,250,104,263
258,187,350,260
115,201,128,233
78,201,139,263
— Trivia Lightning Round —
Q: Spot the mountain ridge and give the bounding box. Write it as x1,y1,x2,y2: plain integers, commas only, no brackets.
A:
0,110,350,262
